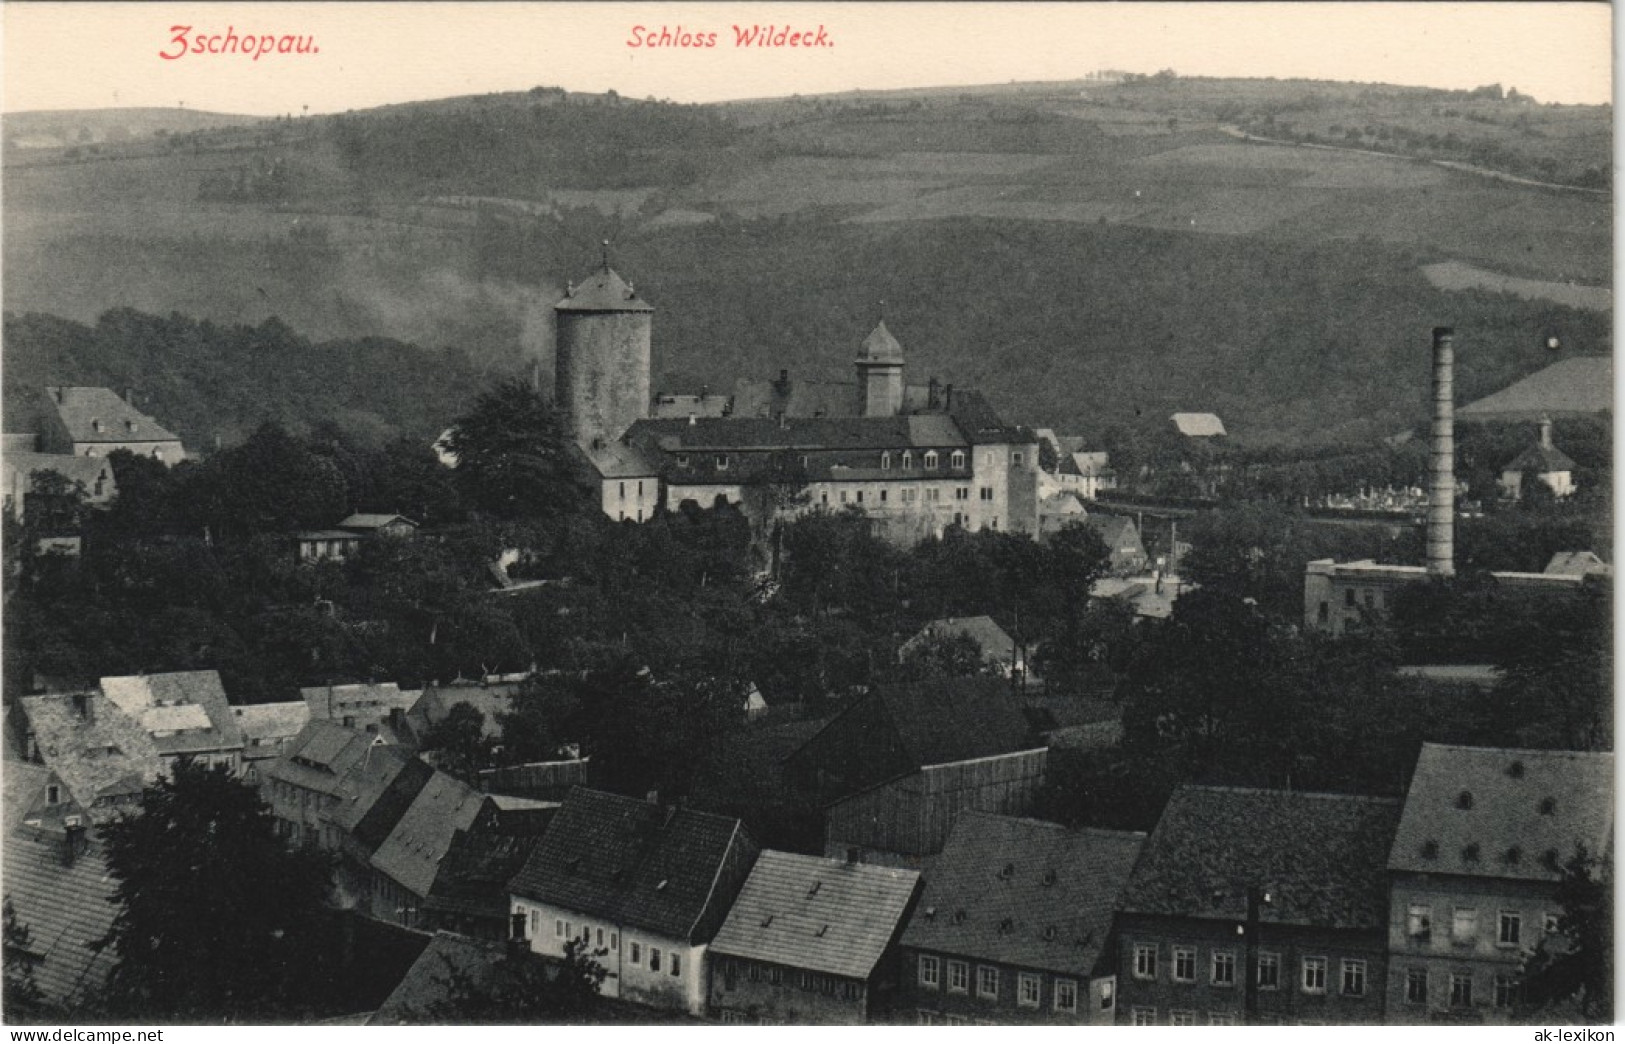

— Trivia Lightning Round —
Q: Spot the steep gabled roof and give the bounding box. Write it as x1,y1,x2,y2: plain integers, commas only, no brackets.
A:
232,701,311,751
1506,443,1577,474
338,513,418,531
1122,786,1400,931
371,771,491,898
1389,743,1613,882
555,267,654,313
265,721,378,796
335,746,428,850
901,616,1015,663
711,850,919,980
3,827,119,1008
947,390,1032,445
508,787,753,942
901,812,1144,977
422,830,543,922
40,387,180,445
875,677,1041,768
99,671,244,755
21,694,161,820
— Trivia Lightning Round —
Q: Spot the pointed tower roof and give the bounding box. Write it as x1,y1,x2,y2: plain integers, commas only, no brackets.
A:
856,320,904,365
555,266,654,313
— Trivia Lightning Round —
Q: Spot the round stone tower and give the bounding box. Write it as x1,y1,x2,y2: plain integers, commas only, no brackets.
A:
554,261,654,448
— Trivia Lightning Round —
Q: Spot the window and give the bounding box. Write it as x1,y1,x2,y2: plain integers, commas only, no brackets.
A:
1257,953,1280,990
977,966,999,999
1132,1007,1156,1027
1210,1012,1236,1026
649,947,661,972
747,962,761,983
1018,973,1040,1007
955,487,969,501
979,487,994,501
1211,950,1236,987
951,451,965,469
1301,957,1327,994
1012,452,1024,466
925,451,939,470
714,455,729,470
925,487,940,502
1453,907,1478,942
1173,946,1196,982
1133,944,1158,980
1341,959,1367,996
839,490,848,504
637,481,644,497
1406,968,1428,1004
819,976,836,996
630,941,641,965
1494,974,1519,1009
768,967,782,986
916,1011,938,1026
841,981,863,1001
918,954,940,989
821,491,829,505
799,971,813,991
611,933,618,951
902,452,914,469
947,960,969,993
1544,913,1561,935
1450,973,1472,1008
1055,978,1078,1013
881,453,891,470
1169,1010,1196,1026
1407,903,1432,939
983,451,994,467
856,491,864,504
1498,911,1522,946
670,953,681,978
676,454,689,468
619,482,626,499
879,489,888,502
45,785,60,805
900,487,916,503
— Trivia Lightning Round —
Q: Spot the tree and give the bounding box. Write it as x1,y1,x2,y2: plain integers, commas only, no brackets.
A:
423,937,606,1023
443,378,581,521
421,701,491,781
96,760,339,1021
3,898,47,1022
1520,847,1612,1023
899,630,991,678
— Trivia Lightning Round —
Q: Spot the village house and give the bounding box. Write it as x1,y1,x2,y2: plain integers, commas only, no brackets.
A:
1303,559,1591,637
420,829,547,941
784,677,1047,868
1085,514,1149,575
1384,744,1613,1025
24,386,185,462
1498,418,1577,501
897,812,1144,1026
231,700,311,782
707,850,921,1024
1,452,117,522
300,681,422,737
3,822,120,1012
294,513,419,563
1116,786,1401,1026
508,787,759,1017
898,615,1020,677
13,691,161,830
98,670,245,775
402,677,523,748
364,768,493,929
261,720,385,846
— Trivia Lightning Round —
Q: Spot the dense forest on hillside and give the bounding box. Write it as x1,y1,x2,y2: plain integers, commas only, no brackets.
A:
2,309,490,448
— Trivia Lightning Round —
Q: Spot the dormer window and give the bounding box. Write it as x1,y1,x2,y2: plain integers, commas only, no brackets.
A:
1538,797,1556,815
902,451,914,469
881,452,891,470
1456,790,1474,810
951,450,965,469
92,419,104,433
125,420,138,433
924,451,939,469
676,454,689,468
715,455,729,470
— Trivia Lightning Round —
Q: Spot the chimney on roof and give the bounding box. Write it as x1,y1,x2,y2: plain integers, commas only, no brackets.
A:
944,384,954,410
71,693,93,724
1427,327,1455,578
1538,415,1554,450
124,388,135,407
928,377,941,409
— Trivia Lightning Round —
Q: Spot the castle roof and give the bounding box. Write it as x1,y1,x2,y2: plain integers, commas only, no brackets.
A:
856,320,904,365
40,387,180,445
555,266,654,313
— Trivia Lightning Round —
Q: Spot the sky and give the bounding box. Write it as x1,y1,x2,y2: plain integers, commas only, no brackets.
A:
0,2,1613,115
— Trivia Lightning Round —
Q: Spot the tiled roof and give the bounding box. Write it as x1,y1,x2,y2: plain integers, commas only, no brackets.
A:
370,771,490,898
947,390,1031,445
1388,743,1613,882
1122,786,1401,931
1545,551,1612,578
339,513,418,531
99,671,244,755
368,932,505,1025
1171,412,1226,437
571,439,661,480
1,453,116,495
265,721,378,796
901,812,1144,977
300,682,420,727
555,266,654,313
409,682,519,743
232,701,311,750
1086,514,1139,547
421,830,543,921
3,827,119,1008
329,744,422,841
21,694,161,821
1506,443,1577,474
731,378,859,421
627,414,965,454
1459,356,1614,420
901,616,1015,662
876,677,1041,768
509,787,754,942
4,761,51,831
40,387,180,445
711,850,919,980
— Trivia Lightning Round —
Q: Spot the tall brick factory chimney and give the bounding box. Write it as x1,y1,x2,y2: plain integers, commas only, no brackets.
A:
1427,327,1455,578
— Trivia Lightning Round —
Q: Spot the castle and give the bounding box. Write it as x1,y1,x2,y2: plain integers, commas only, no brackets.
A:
554,261,1041,544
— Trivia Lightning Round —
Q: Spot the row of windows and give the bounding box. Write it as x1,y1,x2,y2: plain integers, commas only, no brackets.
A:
1405,968,1521,1009
674,449,1028,473
917,956,1102,1014
1131,945,1367,997
615,481,648,499
719,958,863,1000
816,485,978,508
1132,1008,1238,1026
880,450,964,471
1405,903,1555,946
